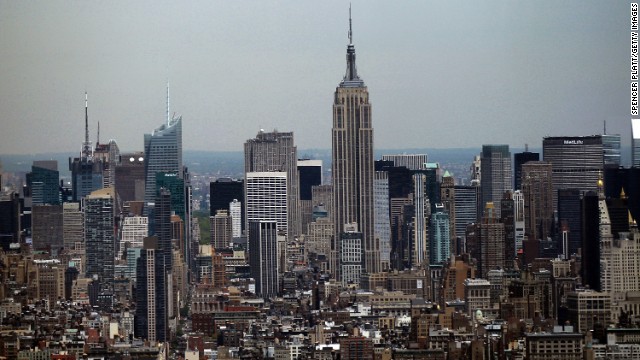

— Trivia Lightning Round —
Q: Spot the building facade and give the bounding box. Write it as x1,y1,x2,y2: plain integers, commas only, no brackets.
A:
543,135,620,210
480,145,512,218
249,221,279,298
84,188,115,290
244,131,299,238
143,115,183,215
332,18,377,275
245,172,288,240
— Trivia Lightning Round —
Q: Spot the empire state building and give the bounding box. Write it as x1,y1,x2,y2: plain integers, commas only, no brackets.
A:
331,10,379,276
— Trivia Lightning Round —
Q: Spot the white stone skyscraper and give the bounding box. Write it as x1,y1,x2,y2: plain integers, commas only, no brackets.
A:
331,10,378,276
373,171,391,269
244,130,299,238
245,172,288,238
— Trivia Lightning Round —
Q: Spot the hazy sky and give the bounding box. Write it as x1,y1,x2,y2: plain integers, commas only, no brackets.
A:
0,1,631,154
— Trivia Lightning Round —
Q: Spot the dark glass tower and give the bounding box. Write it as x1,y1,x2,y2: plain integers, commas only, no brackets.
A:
84,188,115,291
154,187,173,272
27,161,60,205
513,151,539,190
557,188,583,257
69,94,103,201
210,178,245,233
480,145,512,218
135,236,167,342
249,221,279,298
543,135,620,210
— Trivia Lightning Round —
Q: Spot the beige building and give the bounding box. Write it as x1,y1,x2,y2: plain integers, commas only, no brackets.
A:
464,278,491,318
34,259,64,304
525,326,583,360
521,161,554,241
601,226,640,322
567,290,611,333
210,210,233,249
331,20,377,276
442,256,476,305
479,202,505,277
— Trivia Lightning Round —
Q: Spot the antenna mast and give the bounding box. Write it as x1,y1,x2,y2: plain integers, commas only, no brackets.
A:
166,81,170,126
82,92,92,160
348,3,353,44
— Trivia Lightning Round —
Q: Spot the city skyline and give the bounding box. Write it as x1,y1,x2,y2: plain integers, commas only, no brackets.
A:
0,1,630,155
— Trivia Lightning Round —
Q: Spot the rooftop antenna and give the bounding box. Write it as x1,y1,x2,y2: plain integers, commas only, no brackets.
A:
166,81,170,126
82,92,92,160
603,120,607,135
97,121,100,146
348,3,353,45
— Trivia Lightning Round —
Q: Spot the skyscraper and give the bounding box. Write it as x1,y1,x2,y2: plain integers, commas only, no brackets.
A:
154,188,173,272
512,190,525,256
332,11,378,275
27,161,59,205
0,192,20,249
143,96,182,215
429,211,450,265
84,187,115,291
229,199,242,238
521,161,554,242
115,152,145,203
340,222,363,285
249,220,279,298
480,145,512,218
155,172,185,221
513,149,539,190
94,139,120,190
120,216,148,252
298,159,322,233
62,202,83,252
479,202,505,277
244,130,299,237
412,172,429,267
543,135,620,210
557,188,583,257
581,191,601,291
440,173,456,244
210,178,244,234
381,154,428,171
210,210,232,249
500,192,516,269
69,93,103,201
373,171,391,268
31,204,63,252
453,184,480,244
135,236,167,342
245,172,288,237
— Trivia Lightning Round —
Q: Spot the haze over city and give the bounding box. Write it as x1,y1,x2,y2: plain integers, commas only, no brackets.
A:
0,1,630,155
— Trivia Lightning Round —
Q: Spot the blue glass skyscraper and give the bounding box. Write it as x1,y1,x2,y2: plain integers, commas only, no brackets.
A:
143,115,183,215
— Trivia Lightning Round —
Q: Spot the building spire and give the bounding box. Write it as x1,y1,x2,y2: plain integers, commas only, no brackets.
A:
166,81,170,126
82,92,92,160
349,3,353,45
341,5,363,86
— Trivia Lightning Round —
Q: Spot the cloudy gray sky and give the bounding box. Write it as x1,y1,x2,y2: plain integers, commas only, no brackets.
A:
0,1,631,154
